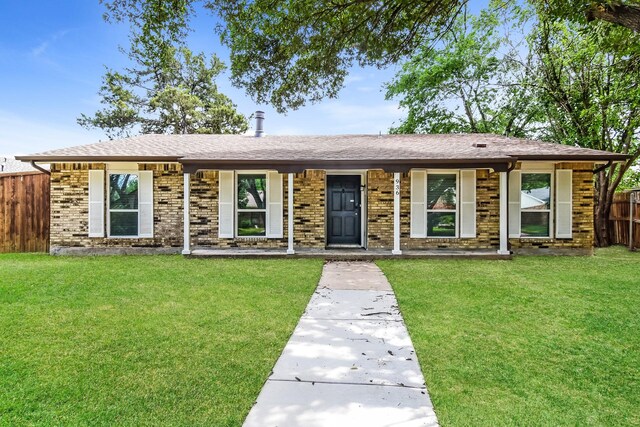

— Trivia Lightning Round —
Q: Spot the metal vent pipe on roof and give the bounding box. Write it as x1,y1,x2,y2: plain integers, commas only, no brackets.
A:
255,111,265,137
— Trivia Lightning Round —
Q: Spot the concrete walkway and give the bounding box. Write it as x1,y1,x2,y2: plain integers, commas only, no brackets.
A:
243,262,439,427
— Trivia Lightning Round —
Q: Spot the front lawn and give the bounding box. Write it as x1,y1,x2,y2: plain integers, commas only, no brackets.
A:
0,255,322,426
378,247,640,426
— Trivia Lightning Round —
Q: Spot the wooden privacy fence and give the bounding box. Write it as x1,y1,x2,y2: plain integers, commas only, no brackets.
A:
609,191,640,250
0,171,50,253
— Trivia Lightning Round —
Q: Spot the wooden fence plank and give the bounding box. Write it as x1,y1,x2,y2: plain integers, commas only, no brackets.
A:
0,172,50,253
609,191,640,249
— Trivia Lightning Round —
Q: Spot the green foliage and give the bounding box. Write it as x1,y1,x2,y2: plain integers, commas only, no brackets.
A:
79,44,248,138
530,0,640,32
386,8,542,137
378,246,640,426
0,255,322,425
101,0,465,113
618,167,640,191
98,1,640,114
530,13,640,244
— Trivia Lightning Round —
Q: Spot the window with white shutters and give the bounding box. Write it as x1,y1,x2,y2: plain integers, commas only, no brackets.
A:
410,170,476,238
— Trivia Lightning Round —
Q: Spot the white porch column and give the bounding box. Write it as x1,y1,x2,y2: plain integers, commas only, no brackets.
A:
287,173,295,255
392,172,402,255
498,171,509,255
182,172,191,255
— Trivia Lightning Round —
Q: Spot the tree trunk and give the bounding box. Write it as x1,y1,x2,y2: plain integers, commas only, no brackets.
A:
247,182,265,209
587,3,640,33
594,172,612,247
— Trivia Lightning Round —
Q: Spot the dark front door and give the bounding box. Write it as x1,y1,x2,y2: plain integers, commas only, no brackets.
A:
327,175,361,245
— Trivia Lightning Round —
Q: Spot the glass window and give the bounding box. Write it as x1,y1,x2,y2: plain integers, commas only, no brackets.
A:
237,174,266,236
520,173,551,237
426,173,457,237
109,173,139,236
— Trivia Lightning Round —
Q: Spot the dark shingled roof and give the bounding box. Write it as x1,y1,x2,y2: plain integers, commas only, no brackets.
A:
16,134,627,173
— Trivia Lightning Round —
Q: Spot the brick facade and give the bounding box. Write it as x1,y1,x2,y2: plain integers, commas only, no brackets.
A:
49,162,595,254
188,169,326,248
49,163,327,253
509,162,594,254
50,163,183,253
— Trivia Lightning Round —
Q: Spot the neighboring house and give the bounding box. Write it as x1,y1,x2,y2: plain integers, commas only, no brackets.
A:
1,156,47,174
16,125,626,256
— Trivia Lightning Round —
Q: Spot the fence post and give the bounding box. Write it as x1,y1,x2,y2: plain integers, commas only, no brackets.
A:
631,192,636,251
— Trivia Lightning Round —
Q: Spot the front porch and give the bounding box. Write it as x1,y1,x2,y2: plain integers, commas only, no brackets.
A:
181,169,513,257
187,247,511,260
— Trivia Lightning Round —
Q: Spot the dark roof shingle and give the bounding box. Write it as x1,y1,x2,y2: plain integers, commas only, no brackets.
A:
16,133,627,164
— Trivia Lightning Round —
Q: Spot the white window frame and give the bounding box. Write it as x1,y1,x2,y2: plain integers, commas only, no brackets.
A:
107,170,140,238
425,170,460,239
235,170,269,239
520,170,554,239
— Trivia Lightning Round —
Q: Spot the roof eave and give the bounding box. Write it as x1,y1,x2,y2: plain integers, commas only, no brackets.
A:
180,158,515,174
516,154,629,162
14,155,181,162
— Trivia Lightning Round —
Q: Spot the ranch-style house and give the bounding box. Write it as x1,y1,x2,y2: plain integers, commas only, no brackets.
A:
17,116,626,257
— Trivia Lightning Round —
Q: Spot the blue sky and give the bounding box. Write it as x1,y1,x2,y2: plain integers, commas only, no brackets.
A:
0,1,410,155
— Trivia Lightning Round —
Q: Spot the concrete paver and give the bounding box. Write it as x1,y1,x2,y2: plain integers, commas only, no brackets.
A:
243,261,438,427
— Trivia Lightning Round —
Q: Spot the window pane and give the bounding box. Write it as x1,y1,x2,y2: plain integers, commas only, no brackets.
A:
521,211,550,237
238,174,267,209
427,212,456,237
237,212,266,236
110,174,139,209
521,173,550,210
110,211,138,236
427,174,457,209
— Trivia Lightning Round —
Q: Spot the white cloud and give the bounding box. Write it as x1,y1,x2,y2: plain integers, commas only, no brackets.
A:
0,110,103,155
344,74,365,84
30,29,71,58
356,86,378,93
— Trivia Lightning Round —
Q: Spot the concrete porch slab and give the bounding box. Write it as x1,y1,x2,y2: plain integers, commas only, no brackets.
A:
188,247,511,260
243,381,438,427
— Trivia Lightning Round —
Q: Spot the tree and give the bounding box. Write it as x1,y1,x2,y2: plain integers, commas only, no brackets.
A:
385,8,542,137
101,0,467,113
534,1,640,33
79,43,248,139
99,1,640,113
617,168,640,191
531,16,640,246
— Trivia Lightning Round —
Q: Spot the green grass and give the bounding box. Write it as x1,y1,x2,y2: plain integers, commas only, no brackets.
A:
377,246,640,426
0,255,323,426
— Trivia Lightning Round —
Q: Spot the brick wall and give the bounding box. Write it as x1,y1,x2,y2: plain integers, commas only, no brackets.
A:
188,169,326,248
49,163,594,253
366,170,394,248
366,164,594,252
49,164,327,252
49,163,183,252
510,162,594,253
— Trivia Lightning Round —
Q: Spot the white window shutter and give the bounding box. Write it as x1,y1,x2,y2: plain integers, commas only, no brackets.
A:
138,170,154,238
508,170,521,237
218,171,235,238
410,170,426,238
556,169,573,239
88,170,105,237
460,170,476,238
266,171,283,238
